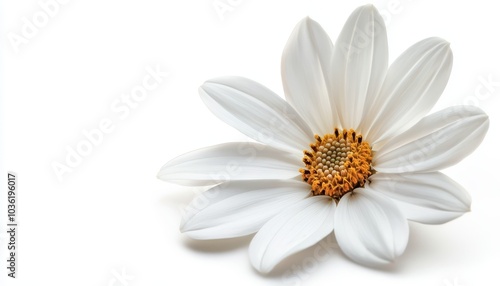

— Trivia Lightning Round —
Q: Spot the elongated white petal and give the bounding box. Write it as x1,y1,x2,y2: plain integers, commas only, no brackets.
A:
282,17,335,135
368,172,471,224
365,38,453,144
181,180,311,239
157,142,302,186
331,4,388,131
249,196,335,273
334,189,409,266
200,77,313,154
373,106,489,173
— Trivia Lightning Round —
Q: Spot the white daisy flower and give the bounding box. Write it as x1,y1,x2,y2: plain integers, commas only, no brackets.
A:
158,4,489,273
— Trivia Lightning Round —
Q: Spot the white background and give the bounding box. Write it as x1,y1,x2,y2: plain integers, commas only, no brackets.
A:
1,0,500,285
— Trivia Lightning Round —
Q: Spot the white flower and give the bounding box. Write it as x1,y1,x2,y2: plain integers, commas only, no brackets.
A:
158,4,489,273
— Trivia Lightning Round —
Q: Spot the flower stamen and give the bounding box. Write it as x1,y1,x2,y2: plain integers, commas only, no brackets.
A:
300,128,372,200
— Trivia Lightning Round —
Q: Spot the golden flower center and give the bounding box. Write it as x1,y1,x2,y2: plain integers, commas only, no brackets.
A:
300,128,372,200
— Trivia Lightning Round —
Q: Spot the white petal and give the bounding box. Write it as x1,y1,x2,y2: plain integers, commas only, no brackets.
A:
157,142,302,186
334,189,409,266
249,196,335,273
331,4,388,130
282,17,335,135
199,77,314,154
368,172,471,224
373,105,489,173
364,38,453,144
181,180,311,239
